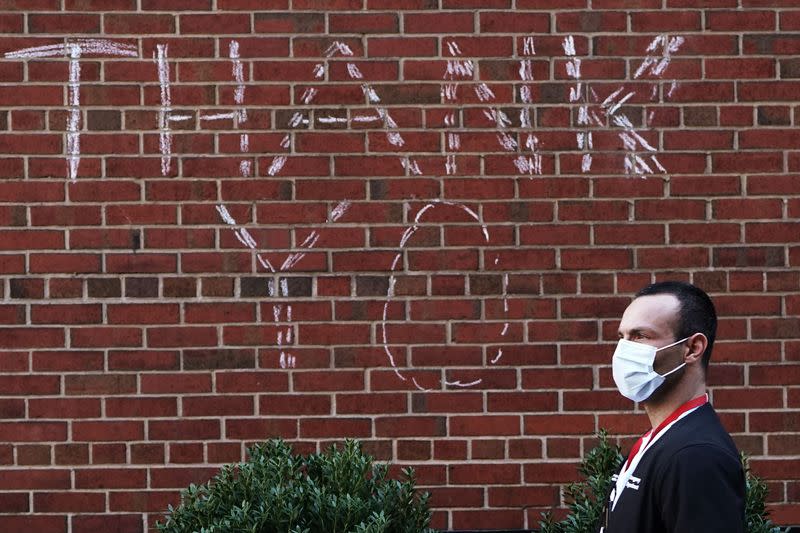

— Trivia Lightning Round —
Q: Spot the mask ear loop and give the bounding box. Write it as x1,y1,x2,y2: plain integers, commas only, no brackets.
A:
656,336,691,378
655,336,691,353
660,361,686,378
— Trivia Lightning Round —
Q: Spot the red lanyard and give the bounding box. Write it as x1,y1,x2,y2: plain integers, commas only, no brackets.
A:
624,394,708,471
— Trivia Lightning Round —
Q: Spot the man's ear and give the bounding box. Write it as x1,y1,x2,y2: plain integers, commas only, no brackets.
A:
685,333,708,364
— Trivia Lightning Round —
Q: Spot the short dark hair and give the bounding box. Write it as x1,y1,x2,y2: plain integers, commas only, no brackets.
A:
635,281,717,368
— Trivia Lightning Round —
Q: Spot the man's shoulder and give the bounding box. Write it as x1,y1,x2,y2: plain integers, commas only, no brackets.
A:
652,404,741,467
666,403,732,439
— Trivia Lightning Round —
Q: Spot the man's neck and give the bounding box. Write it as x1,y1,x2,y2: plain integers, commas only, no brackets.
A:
643,383,706,429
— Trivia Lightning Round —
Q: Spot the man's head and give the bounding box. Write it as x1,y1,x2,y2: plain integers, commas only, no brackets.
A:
614,281,717,404
632,281,717,369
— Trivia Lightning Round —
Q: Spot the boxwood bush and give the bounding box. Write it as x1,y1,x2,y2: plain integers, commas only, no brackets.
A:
539,430,784,533
156,439,434,533
158,433,781,533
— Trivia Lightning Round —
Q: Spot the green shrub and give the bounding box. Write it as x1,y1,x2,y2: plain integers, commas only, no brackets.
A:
538,430,623,533
743,454,783,533
539,430,784,533
156,439,434,533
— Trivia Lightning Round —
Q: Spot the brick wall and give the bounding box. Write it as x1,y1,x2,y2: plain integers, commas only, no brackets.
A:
1,1,799,531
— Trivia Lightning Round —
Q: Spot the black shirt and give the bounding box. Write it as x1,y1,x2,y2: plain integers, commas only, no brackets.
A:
602,403,745,533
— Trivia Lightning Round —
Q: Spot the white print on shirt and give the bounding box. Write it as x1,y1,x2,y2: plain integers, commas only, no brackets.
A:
626,475,641,490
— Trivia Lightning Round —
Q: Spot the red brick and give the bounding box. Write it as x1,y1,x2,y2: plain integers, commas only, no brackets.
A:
76,468,147,489
563,391,630,412
434,440,468,461
129,443,164,465
452,509,524,530
367,0,433,7
106,304,180,325
750,364,800,385
179,13,250,34
451,415,521,436
149,419,220,441
746,222,800,243
64,374,137,396
488,485,559,507
0,0,60,9
375,416,445,437
330,13,398,33
781,10,800,30
29,398,100,419
73,421,144,442
449,463,519,484
66,0,135,8
0,469,71,489
183,395,254,417
0,397,25,418
768,434,800,455
524,414,595,435
471,439,505,460
707,58,776,80
668,0,735,5
398,439,431,460
141,373,211,394
260,393,331,415
715,294,782,317
106,397,177,418
0,375,60,396
207,442,242,463
108,350,179,371
104,13,175,33
0,305,25,325
140,0,210,7
548,437,583,459
14,446,50,466
562,249,633,270
0,516,66,532
29,253,101,274
215,371,289,393
168,442,204,463
404,12,474,34
293,0,361,8
85,443,120,464
0,491,30,512
522,367,594,389
670,223,741,244
595,224,665,245
714,388,784,409
109,490,177,512
225,418,297,440
442,0,509,7
0,421,67,442
508,0,586,6
367,36,437,57
30,304,102,325
8,447,43,466
28,13,100,33
636,247,708,269
253,12,323,33
70,327,142,349
145,326,217,348
556,11,626,32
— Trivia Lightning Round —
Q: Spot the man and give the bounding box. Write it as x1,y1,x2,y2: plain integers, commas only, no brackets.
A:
600,281,745,533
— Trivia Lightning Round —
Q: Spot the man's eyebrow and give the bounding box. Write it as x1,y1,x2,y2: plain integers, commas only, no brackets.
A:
617,327,652,337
